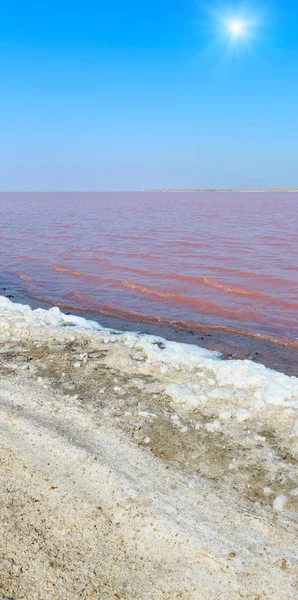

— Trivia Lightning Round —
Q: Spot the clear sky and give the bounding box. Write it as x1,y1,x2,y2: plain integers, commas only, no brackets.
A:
1,0,297,190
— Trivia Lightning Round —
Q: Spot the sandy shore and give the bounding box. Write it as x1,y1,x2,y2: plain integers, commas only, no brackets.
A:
1,299,298,599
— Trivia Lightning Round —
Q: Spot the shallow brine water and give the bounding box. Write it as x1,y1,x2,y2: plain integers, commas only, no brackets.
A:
1,191,298,341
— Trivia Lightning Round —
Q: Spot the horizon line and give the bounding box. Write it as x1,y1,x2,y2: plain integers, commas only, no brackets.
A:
1,188,298,193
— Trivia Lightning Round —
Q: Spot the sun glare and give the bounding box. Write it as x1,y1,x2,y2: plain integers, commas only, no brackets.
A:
203,4,261,60
228,20,246,37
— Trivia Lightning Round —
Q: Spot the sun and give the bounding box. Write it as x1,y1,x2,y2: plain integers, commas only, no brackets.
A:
227,20,247,37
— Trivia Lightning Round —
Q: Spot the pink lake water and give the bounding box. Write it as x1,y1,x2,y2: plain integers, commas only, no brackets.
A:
1,191,298,341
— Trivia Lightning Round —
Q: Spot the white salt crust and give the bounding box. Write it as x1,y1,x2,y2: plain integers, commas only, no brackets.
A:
1,296,298,419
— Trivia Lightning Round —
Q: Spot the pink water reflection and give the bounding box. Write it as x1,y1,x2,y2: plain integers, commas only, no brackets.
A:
1,191,298,339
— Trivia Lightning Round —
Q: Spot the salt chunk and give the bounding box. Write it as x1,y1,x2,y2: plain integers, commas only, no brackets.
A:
165,383,201,408
188,479,196,488
219,411,232,421
249,397,264,410
144,437,151,444
273,494,287,511
73,361,81,368
254,434,266,441
293,420,298,436
139,411,157,418
206,420,221,432
236,408,251,422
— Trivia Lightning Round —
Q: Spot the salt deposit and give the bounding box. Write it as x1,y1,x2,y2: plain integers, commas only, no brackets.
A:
1,296,298,418
1,296,298,598
273,494,288,511
1,295,298,456
236,408,252,422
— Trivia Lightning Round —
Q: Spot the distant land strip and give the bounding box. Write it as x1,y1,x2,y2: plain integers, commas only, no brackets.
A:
143,188,298,192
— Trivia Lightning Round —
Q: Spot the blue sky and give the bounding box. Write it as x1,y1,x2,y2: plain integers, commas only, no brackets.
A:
0,0,297,189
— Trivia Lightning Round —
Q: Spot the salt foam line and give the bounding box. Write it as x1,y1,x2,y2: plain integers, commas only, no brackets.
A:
1,296,298,413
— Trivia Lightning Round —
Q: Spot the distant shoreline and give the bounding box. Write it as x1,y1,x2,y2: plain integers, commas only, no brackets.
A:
1,189,298,193
144,188,298,192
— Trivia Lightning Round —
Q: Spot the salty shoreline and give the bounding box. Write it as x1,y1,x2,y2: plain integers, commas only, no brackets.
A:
1,297,298,598
2,271,298,377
